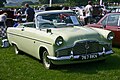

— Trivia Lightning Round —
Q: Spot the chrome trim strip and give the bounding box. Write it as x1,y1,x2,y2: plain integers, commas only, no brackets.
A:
47,50,113,60
7,32,52,45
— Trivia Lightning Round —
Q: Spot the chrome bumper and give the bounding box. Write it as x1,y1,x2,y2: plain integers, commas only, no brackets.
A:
47,50,113,61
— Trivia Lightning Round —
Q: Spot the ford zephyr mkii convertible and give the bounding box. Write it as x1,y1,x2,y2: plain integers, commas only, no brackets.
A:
7,10,114,69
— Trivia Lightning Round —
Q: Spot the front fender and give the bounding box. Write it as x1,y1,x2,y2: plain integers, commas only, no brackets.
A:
91,27,114,40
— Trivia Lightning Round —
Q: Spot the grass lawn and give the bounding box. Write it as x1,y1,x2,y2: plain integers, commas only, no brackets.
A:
0,45,120,80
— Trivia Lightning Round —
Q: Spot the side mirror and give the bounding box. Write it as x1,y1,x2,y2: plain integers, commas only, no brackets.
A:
100,25,106,29
46,29,52,34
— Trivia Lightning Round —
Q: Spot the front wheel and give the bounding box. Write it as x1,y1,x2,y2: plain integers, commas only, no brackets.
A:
42,50,54,69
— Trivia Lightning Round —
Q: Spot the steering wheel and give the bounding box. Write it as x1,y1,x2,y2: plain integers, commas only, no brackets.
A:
40,23,54,28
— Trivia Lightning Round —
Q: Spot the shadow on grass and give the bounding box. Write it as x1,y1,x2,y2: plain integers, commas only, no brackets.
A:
52,55,120,74
113,45,120,48
13,48,120,75
2,46,119,75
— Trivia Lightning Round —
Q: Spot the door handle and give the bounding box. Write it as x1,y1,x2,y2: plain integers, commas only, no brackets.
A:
21,27,24,31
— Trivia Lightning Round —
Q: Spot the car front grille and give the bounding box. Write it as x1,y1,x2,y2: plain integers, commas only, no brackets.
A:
73,41,103,55
56,40,111,57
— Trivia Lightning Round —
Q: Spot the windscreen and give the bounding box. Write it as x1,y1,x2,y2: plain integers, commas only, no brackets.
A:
36,12,81,28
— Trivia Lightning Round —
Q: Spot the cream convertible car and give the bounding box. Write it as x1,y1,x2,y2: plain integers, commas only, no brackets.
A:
7,10,114,69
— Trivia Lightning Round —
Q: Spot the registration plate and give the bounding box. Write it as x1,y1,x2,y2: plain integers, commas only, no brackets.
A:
80,54,98,60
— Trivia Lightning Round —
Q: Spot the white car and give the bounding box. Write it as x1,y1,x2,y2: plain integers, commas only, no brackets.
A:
7,10,114,69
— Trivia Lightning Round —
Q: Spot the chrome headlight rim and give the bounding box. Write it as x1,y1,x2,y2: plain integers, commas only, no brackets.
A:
107,32,114,41
55,36,64,46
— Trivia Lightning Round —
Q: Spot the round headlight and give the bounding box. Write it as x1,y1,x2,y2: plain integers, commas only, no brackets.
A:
107,32,114,40
55,36,64,46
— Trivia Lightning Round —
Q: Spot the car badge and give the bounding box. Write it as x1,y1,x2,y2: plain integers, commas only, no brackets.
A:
85,42,89,50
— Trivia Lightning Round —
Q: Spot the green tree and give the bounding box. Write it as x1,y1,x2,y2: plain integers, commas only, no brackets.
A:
52,0,65,4
38,0,48,4
38,0,120,6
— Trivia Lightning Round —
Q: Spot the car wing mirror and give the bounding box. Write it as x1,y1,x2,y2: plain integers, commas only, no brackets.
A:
100,25,106,29
46,29,52,34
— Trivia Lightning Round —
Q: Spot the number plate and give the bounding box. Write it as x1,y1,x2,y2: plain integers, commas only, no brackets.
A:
79,54,98,60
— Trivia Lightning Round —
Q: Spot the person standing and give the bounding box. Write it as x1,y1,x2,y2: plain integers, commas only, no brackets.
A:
0,13,9,47
84,1,93,25
25,3,35,22
0,13,7,39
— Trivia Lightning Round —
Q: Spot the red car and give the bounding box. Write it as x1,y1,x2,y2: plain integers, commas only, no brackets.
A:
87,13,120,46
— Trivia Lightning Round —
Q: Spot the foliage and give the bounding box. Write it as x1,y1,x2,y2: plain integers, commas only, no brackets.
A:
38,0,65,4
38,0,49,4
37,0,120,6
0,0,6,7
103,0,120,2
21,1,34,6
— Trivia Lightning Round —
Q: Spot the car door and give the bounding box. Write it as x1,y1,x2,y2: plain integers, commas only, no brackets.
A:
20,23,51,59
19,23,40,57
101,14,120,45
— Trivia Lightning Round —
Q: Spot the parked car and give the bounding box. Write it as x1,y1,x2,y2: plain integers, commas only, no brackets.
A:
7,10,114,69
87,13,120,46
108,6,120,13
